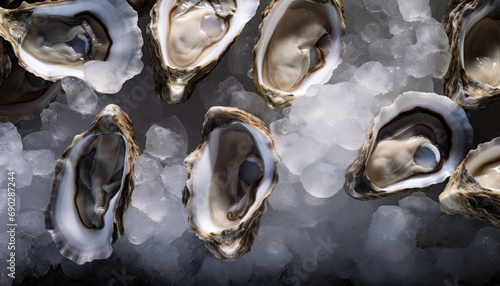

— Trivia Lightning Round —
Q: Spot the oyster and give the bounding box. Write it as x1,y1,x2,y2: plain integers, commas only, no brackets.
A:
183,106,279,260
443,0,500,109
45,104,139,264
344,92,473,200
440,137,500,227
0,39,60,122
0,0,143,94
148,0,259,104
253,0,345,110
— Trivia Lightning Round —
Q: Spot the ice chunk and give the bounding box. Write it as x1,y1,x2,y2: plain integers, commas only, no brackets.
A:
160,164,187,198
323,144,357,169
145,123,186,161
397,0,431,22
131,180,169,222
18,210,46,238
353,62,393,95
41,102,88,143
380,0,401,18
23,150,56,177
22,131,57,151
4,158,33,188
61,77,98,115
153,197,187,244
0,122,22,164
83,61,121,94
404,19,450,78
332,118,366,150
134,154,162,185
17,176,51,212
280,136,323,175
124,205,156,245
300,162,344,198
364,206,419,262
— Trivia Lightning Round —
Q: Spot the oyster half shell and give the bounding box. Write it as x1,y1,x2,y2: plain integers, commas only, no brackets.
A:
183,106,279,260
443,0,500,108
147,0,259,104
344,92,473,200
253,0,345,110
0,0,143,94
45,104,139,264
440,137,500,227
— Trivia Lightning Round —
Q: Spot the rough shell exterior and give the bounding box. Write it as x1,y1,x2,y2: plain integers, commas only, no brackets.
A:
183,106,280,260
45,105,139,263
253,0,346,110
443,0,500,109
440,138,500,227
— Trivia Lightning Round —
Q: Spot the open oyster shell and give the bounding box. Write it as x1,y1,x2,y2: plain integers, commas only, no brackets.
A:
253,0,345,110
183,106,279,260
443,0,500,109
440,137,500,227
0,0,143,94
344,92,473,200
45,104,139,264
147,0,259,104
0,39,60,122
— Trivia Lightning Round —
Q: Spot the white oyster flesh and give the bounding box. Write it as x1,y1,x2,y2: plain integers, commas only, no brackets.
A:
255,0,344,96
157,0,259,69
364,92,472,193
461,1,500,87
48,132,128,264
3,0,143,93
188,122,275,256
466,142,500,191
366,137,441,189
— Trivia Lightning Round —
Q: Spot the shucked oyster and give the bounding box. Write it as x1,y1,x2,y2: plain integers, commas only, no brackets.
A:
0,39,60,122
443,0,500,108
253,0,345,110
440,137,500,227
344,92,473,200
45,104,139,264
183,106,279,260
148,0,259,104
0,0,143,94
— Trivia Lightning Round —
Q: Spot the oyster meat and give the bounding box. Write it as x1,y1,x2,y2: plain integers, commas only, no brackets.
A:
253,0,345,110
443,0,500,108
148,0,259,104
440,137,500,227
45,104,139,264
183,106,279,260
344,92,473,200
0,0,143,94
